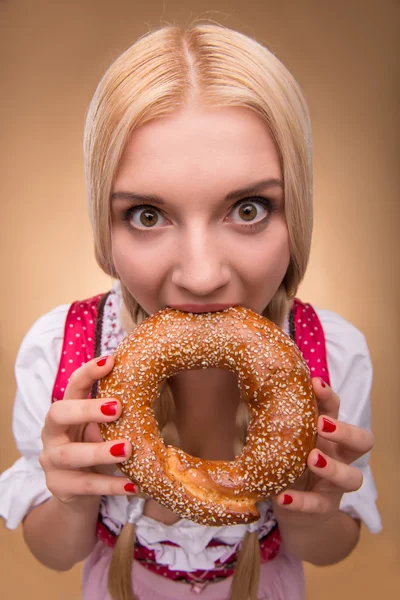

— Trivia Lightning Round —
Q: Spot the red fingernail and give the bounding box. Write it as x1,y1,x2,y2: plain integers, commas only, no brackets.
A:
322,417,336,433
124,483,136,493
315,453,327,468
96,357,107,367
282,494,293,505
110,443,126,457
320,378,327,388
101,401,117,416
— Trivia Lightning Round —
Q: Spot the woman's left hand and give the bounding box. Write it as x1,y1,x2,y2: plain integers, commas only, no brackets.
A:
272,377,374,527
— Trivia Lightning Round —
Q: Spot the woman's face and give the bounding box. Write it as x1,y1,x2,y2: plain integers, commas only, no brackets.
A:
111,106,290,316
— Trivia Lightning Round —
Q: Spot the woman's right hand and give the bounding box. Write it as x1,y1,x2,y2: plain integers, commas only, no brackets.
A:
39,355,135,508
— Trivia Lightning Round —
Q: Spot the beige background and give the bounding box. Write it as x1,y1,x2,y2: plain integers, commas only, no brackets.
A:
0,0,399,598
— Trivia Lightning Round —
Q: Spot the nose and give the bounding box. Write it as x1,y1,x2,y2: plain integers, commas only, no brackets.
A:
171,227,231,297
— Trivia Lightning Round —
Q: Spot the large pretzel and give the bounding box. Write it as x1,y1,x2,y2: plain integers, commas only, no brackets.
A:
98,306,317,526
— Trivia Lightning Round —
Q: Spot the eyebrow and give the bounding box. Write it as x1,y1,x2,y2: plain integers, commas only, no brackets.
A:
111,178,283,206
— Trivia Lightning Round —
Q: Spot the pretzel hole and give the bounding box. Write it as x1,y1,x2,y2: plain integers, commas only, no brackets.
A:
155,368,251,461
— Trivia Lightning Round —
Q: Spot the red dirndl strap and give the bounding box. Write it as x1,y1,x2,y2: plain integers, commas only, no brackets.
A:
292,298,331,386
52,293,105,401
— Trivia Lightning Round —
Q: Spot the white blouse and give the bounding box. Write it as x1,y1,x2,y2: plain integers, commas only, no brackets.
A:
0,287,383,572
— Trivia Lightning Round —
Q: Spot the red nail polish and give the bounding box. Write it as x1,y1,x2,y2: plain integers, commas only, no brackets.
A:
124,483,136,493
282,494,293,505
320,378,327,388
322,417,336,433
101,401,117,416
110,443,126,457
96,357,107,367
315,453,327,468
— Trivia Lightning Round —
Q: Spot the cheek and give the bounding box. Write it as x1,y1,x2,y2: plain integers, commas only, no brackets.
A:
242,228,290,281
111,232,167,306
111,235,130,276
267,236,291,280
111,231,154,273
254,254,289,292
235,227,291,308
111,234,145,285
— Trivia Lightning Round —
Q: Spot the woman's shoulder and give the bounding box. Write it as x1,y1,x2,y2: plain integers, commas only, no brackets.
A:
15,304,73,375
312,306,372,369
293,299,370,357
18,285,115,355
309,305,373,423
21,303,71,342
313,306,369,343
17,285,120,381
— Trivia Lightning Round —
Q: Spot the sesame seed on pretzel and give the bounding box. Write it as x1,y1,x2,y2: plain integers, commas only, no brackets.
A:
98,306,318,526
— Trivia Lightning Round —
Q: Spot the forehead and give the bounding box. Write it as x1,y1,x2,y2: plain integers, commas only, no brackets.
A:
114,106,281,192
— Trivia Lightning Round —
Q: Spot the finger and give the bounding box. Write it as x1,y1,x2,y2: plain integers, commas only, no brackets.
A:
84,422,105,444
43,397,122,439
46,471,137,502
317,416,375,459
307,449,363,492
64,355,115,400
275,490,333,514
312,377,340,419
46,439,132,470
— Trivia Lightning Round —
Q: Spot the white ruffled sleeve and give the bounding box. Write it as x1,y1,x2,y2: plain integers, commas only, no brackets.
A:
315,308,383,534
0,304,70,529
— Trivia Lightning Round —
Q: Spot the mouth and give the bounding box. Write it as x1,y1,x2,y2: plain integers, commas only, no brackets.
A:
166,304,238,313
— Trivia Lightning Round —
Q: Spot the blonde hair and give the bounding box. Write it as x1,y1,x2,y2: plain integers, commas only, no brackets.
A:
84,22,313,600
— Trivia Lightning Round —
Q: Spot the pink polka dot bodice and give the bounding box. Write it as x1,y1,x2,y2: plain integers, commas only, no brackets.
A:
292,298,331,386
51,294,102,401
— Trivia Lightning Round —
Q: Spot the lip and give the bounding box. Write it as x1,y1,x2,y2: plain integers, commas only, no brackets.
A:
167,303,238,313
